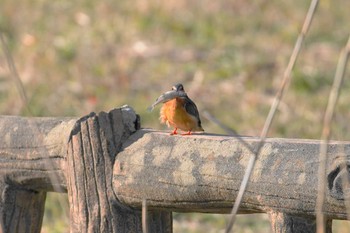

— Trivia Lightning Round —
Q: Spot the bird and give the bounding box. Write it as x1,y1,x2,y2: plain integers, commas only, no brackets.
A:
159,83,204,135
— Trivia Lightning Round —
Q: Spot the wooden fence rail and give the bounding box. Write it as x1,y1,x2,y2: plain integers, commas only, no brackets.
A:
0,106,349,233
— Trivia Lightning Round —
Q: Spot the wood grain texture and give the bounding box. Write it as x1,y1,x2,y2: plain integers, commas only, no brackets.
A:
66,107,172,233
113,130,350,219
1,106,350,232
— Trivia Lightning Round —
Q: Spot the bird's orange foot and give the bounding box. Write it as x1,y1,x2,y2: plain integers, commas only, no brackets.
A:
181,131,192,136
170,128,178,135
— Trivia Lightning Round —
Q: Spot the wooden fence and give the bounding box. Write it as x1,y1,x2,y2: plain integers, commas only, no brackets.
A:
0,106,349,233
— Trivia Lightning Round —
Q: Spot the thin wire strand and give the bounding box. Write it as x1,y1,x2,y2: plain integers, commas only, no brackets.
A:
225,0,319,232
202,111,255,154
316,35,350,233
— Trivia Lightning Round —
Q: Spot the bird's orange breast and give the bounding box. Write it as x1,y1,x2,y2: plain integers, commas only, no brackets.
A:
160,98,200,131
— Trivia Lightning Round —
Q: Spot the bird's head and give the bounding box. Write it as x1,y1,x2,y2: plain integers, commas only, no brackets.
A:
172,83,185,92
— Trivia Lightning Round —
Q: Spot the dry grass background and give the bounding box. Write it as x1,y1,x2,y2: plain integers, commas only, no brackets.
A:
1,0,350,232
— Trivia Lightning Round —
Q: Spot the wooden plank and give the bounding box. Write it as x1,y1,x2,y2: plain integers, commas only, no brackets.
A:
113,129,350,219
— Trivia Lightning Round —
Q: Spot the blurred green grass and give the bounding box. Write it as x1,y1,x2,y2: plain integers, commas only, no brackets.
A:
1,0,350,232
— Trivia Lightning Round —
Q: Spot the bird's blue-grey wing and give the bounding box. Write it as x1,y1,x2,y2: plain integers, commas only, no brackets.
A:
183,97,202,126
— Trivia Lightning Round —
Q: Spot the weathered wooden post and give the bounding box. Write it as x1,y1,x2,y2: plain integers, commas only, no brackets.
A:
66,106,172,233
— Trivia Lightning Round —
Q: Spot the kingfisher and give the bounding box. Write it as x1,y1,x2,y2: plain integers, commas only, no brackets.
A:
159,83,204,135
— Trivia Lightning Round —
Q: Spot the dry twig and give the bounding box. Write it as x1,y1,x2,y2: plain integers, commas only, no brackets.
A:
225,0,319,232
142,199,148,233
316,35,350,233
